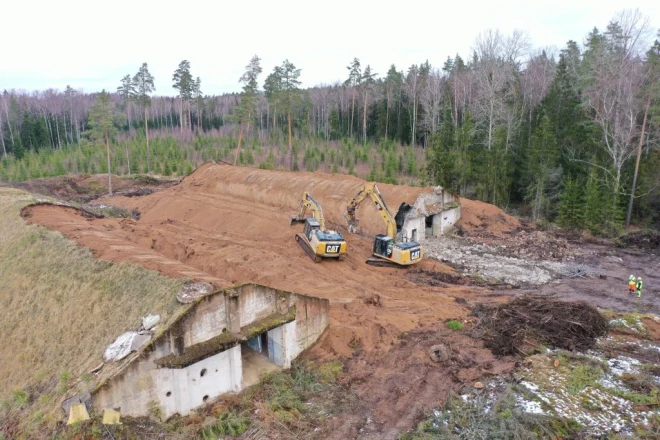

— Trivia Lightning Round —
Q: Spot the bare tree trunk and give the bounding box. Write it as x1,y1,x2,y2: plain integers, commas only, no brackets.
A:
350,91,355,138
0,106,6,157
125,145,131,176
145,106,151,173
288,112,293,170
625,94,652,231
363,89,368,144
3,99,15,150
106,133,113,196
385,90,390,140
234,121,246,166
55,114,62,149
180,98,184,134
188,102,192,133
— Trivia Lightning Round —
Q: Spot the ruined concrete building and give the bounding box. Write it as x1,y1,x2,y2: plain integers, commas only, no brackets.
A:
92,284,329,419
395,187,461,243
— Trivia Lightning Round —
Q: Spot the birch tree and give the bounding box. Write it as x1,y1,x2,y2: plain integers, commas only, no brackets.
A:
580,10,652,223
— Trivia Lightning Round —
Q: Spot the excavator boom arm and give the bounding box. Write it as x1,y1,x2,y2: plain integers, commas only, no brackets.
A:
346,183,397,237
291,192,326,230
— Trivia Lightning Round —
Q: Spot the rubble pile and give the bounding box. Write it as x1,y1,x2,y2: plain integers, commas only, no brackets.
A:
465,229,577,262
470,296,608,356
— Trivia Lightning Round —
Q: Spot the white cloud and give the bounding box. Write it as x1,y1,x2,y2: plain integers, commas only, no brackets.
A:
2,0,658,95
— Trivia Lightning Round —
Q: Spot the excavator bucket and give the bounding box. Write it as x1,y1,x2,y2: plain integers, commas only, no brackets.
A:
290,215,306,225
345,215,359,234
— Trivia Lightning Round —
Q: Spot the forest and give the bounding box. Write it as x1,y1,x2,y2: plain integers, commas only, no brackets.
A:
0,9,659,233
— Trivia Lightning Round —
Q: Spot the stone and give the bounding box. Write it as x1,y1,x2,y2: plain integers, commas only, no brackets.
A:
142,314,160,330
428,344,449,362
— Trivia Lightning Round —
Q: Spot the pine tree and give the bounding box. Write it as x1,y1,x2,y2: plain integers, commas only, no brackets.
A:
87,90,119,196
133,63,155,173
116,74,136,128
276,60,302,170
234,55,263,165
172,60,194,132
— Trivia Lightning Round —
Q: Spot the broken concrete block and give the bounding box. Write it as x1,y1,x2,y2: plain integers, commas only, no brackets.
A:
142,314,160,330
62,392,91,416
102,408,121,425
130,333,151,352
428,344,449,362
67,403,90,425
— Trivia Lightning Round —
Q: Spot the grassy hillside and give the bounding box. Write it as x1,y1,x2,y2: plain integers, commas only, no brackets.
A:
0,187,183,438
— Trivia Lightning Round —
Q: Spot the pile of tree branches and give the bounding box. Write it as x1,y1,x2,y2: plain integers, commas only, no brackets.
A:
470,296,608,356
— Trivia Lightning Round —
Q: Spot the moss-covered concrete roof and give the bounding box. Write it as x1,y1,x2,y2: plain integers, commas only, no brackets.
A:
155,307,296,368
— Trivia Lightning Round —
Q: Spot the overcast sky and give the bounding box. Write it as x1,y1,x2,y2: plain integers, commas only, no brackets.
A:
1,0,658,96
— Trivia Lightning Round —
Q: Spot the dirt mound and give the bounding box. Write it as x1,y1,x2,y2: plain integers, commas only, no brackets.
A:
457,197,520,234
7,174,177,202
471,296,608,356
156,162,518,237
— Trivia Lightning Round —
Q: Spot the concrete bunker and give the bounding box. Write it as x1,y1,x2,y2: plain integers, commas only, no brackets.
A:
393,187,461,242
92,284,329,420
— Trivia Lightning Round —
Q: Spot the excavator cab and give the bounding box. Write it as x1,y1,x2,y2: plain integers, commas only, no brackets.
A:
373,235,395,258
303,218,321,241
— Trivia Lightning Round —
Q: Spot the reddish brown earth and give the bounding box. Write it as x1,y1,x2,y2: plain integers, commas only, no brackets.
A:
21,163,521,438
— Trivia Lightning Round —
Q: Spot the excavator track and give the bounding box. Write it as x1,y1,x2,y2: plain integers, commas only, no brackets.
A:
365,257,404,268
295,234,322,263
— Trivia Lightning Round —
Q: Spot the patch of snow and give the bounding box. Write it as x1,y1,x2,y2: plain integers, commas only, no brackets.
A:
607,357,641,376
516,396,544,415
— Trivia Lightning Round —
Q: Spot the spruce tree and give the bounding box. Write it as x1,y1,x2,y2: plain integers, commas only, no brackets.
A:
557,176,583,229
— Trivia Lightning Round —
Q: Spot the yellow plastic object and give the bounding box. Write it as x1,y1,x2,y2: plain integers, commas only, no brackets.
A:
66,403,90,425
102,408,121,425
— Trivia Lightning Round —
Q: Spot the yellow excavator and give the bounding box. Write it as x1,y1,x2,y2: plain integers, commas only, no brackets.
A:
290,192,347,263
345,183,423,267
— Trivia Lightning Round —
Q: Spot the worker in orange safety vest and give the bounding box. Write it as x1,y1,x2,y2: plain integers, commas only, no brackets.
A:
628,275,636,294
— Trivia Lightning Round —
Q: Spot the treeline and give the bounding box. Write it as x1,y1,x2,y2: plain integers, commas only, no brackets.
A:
0,9,659,231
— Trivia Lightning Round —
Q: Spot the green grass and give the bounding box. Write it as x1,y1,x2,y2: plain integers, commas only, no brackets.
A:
198,412,251,438
446,320,464,330
0,187,184,437
566,364,604,395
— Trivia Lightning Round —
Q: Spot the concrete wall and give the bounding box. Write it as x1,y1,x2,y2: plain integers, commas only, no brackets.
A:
153,345,242,417
400,216,426,242
91,284,328,419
